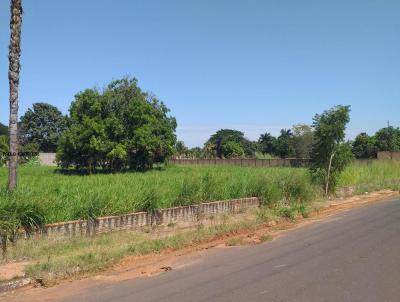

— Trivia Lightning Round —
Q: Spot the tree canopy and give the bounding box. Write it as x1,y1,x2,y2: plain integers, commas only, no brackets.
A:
352,132,377,159
257,132,276,155
174,141,189,158
274,129,295,158
19,103,68,152
205,129,254,158
56,78,177,171
291,124,314,158
310,105,353,194
374,126,400,152
0,123,7,136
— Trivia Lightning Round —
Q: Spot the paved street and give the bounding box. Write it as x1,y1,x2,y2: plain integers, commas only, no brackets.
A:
55,198,400,302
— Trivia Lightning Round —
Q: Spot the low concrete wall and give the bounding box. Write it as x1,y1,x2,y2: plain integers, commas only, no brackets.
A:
32,197,260,238
38,153,56,166
27,185,380,239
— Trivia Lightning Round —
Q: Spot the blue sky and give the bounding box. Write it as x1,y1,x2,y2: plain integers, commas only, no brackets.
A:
0,0,399,147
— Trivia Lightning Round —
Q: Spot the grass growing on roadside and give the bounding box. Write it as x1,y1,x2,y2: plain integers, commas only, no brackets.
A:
0,160,399,225
0,165,318,223
5,220,256,282
2,196,330,282
338,160,400,193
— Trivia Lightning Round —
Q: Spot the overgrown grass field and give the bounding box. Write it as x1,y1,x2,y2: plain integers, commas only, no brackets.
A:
1,161,399,224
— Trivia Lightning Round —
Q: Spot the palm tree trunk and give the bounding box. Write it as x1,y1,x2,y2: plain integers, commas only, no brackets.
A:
8,0,23,191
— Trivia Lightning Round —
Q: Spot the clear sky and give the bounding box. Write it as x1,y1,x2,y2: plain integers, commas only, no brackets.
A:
0,0,399,147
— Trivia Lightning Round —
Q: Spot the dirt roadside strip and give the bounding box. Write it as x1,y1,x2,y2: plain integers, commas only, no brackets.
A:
1,189,399,301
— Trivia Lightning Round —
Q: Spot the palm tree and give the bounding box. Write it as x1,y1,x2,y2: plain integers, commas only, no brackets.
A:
8,0,23,191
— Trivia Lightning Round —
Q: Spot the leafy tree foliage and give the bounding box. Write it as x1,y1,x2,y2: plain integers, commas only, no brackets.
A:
0,135,38,166
174,141,189,158
274,129,295,158
374,126,400,152
310,105,353,194
352,133,377,159
257,126,313,159
205,129,254,158
0,123,7,136
19,103,68,152
257,132,276,155
220,141,245,158
57,78,177,171
187,147,203,158
291,124,314,158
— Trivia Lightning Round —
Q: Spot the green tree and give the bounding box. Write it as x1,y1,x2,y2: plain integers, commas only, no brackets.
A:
220,141,245,158
8,0,23,191
310,105,353,195
0,123,7,136
205,129,255,158
19,103,68,152
352,132,377,159
374,126,400,152
188,147,203,158
57,78,177,172
274,129,295,158
175,141,188,158
257,132,276,155
291,124,314,158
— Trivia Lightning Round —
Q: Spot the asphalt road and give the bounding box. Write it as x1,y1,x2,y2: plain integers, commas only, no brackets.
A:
60,198,400,302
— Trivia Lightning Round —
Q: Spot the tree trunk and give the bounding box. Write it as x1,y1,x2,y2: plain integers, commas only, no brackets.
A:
8,0,23,191
325,151,336,196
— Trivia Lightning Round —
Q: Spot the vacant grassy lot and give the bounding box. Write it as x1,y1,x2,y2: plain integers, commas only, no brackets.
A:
0,161,399,224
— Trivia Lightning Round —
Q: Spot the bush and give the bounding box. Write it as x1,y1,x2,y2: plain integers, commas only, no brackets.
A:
276,207,297,220
256,207,277,223
0,199,46,255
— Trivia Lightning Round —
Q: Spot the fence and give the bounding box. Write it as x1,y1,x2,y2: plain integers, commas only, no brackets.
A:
377,151,400,160
25,183,365,239
38,152,56,166
28,197,261,238
169,158,310,168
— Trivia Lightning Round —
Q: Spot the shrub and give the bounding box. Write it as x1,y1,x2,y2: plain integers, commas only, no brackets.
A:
276,207,297,221
256,207,277,223
0,199,46,255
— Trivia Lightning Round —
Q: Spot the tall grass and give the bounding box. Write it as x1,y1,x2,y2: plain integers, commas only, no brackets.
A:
0,160,399,224
338,160,400,192
0,165,317,223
